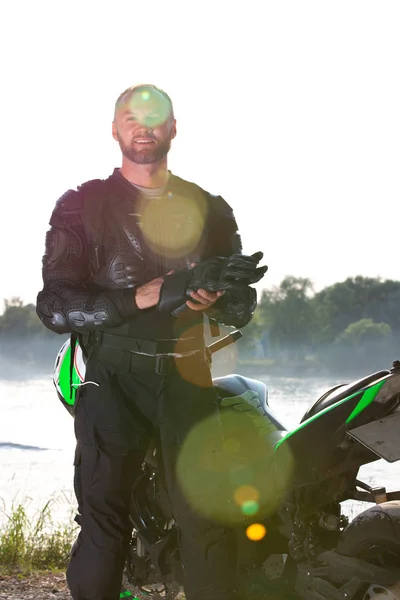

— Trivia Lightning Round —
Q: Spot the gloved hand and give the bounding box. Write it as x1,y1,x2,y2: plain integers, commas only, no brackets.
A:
187,251,268,293
157,252,267,314
206,285,257,328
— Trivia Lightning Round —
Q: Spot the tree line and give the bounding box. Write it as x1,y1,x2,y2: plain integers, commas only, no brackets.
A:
1,275,400,372
237,275,400,371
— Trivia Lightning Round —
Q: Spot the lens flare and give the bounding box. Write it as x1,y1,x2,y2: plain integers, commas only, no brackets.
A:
234,485,259,506
139,192,208,259
241,500,259,516
174,326,214,388
234,485,260,516
246,523,267,541
121,88,172,127
223,437,241,455
177,403,294,526
229,465,255,487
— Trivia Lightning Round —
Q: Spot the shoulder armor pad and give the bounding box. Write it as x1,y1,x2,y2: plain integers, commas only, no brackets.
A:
50,178,107,228
77,178,106,194
170,175,233,217
50,189,83,227
209,194,235,220
207,194,241,254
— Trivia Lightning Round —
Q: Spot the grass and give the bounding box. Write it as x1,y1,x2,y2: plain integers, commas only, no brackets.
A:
0,491,368,577
0,496,78,574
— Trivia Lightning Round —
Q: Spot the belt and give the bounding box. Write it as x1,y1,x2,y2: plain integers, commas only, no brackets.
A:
91,344,206,375
85,331,205,358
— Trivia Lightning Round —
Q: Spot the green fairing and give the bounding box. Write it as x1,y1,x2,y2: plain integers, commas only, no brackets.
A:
275,380,385,450
345,380,385,423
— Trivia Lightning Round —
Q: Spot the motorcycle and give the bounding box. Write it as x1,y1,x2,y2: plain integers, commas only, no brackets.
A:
53,331,400,600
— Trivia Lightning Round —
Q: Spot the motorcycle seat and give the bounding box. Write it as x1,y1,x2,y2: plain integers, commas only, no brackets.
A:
213,373,286,432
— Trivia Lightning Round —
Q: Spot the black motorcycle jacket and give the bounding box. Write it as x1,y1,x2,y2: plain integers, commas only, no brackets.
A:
36,169,256,339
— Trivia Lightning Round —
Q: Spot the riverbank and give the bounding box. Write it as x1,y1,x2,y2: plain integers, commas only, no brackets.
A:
0,502,77,576
0,571,71,600
0,502,75,599
230,357,385,379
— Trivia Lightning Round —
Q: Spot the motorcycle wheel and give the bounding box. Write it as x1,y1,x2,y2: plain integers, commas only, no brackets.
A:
336,501,400,600
121,575,181,600
122,540,181,600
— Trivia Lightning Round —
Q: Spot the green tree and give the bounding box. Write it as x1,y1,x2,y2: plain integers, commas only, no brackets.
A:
0,297,48,337
313,277,400,342
335,318,392,347
236,307,264,357
257,276,318,357
321,318,395,373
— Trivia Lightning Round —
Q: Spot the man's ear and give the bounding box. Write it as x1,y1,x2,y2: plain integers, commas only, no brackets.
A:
171,119,177,140
112,121,118,141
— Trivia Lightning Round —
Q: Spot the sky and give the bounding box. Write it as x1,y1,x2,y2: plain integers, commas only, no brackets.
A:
0,0,399,308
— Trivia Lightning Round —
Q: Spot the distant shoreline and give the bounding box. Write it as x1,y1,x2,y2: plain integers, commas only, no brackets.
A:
1,332,395,382
0,354,386,382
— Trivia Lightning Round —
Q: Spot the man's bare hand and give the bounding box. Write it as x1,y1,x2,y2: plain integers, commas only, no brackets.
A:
135,275,168,310
186,288,224,312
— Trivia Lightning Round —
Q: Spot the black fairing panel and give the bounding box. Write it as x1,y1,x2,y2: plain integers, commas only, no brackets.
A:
213,373,287,432
301,370,390,423
277,390,385,487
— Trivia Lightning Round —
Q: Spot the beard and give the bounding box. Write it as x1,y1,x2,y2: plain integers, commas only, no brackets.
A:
117,133,172,165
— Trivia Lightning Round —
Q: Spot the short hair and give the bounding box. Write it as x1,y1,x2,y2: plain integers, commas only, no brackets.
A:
114,84,174,119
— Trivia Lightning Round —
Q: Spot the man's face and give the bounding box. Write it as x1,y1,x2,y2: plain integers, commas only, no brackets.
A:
112,89,176,164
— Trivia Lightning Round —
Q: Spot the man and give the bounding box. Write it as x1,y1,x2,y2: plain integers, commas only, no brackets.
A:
36,84,267,600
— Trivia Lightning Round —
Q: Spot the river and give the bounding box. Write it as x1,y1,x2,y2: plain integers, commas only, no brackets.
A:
1,371,400,527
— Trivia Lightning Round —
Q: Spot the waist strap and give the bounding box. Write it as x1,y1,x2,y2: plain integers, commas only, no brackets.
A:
85,331,204,356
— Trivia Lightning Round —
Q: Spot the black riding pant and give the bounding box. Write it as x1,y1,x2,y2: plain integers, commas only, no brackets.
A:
66,347,238,600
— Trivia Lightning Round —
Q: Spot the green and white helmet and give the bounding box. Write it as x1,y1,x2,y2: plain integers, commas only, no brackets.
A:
53,338,86,406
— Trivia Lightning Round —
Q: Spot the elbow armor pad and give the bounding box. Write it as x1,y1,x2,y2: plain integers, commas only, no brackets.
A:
36,286,135,334
66,309,109,330
37,302,127,334
36,301,70,334
37,304,111,334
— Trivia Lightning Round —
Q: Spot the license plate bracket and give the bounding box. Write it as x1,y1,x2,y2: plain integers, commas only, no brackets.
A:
347,411,400,463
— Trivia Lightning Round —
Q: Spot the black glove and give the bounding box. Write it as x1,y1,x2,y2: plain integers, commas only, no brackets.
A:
207,285,257,328
157,252,267,314
187,251,268,293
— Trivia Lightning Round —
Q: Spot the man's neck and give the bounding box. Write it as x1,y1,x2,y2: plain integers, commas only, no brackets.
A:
119,158,169,189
